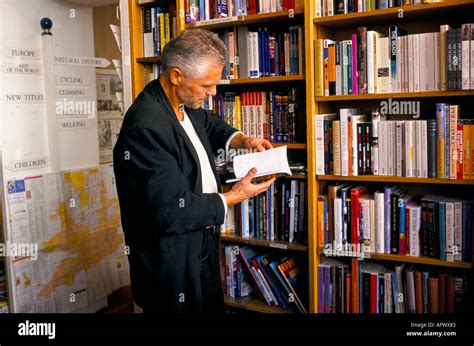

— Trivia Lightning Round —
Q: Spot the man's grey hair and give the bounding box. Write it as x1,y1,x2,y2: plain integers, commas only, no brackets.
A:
161,28,227,79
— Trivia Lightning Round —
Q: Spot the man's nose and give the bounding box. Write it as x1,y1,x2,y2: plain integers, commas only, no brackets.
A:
206,86,217,96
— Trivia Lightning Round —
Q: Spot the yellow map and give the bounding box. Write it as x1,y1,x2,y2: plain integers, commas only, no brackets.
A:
7,164,130,313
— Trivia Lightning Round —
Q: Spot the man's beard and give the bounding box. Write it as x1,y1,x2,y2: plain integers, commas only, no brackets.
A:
177,85,202,109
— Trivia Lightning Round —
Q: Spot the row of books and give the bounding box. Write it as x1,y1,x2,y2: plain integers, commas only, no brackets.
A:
318,184,473,262
141,7,177,57
316,0,437,18
318,259,472,313
315,24,474,96
218,26,304,80
186,0,303,23
220,245,308,312
204,88,300,143
315,105,474,180
223,180,307,243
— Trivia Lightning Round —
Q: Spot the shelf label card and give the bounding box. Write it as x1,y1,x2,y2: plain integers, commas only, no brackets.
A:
0,47,42,59
0,92,45,103
54,56,110,68
6,157,49,172
0,62,42,75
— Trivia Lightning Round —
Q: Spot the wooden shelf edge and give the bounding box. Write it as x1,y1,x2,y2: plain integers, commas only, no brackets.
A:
136,56,162,64
219,75,305,85
318,248,473,269
313,0,474,27
186,9,304,30
315,90,474,101
316,175,474,185
272,142,306,149
220,234,308,251
224,295,294,313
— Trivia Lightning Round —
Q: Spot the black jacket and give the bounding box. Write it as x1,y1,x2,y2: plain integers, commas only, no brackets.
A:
113,78,238,312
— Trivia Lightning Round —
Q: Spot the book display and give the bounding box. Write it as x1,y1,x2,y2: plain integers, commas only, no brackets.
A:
0,0,132,313
309,0,474,314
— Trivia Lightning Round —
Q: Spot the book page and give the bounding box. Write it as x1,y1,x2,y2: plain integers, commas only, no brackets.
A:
229,146,291,182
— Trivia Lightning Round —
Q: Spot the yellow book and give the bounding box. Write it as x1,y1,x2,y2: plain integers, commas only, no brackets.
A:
314,39,324,97
159,13,165,53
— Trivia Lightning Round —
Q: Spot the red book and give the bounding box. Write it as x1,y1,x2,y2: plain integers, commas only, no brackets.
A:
415,271,423,313
428,277,439,313
248,0,256,15
370,274,378,313
438,273,447,313
351,258,359,313
351,186,368,244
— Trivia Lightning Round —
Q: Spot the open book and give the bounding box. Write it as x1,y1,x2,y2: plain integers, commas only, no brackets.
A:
226,146,291,183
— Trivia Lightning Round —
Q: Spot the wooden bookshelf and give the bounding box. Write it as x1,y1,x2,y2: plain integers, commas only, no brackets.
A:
317,248,473,269
184,9,304,30
136,0,171,7
221,234,308,251
313,0,474,28
307,0,474,314
315,90,474,102
317,175,474,185
136,56,162,64
218,74,305,85
272,142,306,149
224,296,293,313
285,173,306,179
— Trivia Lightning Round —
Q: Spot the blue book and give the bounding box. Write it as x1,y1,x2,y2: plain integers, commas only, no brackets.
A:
264,28,270,77
317,265,325,313
378,0,389,9
422,271,429,313
258,28,264,77
384,186,396,254
199,0,205,20
255,255,289,308
268,259,305,313
274,40,280,76
444,104,450,179
389,27,407,92
391,271,400,313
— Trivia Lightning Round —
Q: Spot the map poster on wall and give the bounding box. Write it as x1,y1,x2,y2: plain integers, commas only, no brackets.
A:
96,69,124,164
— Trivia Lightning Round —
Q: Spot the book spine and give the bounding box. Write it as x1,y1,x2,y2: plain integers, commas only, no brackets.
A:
357,27,368,94
352,34,358,94
333,120,341,175
445,202,455,262
436,103,447,178
440,25,450,91
463,120,471,179
449,105,458,180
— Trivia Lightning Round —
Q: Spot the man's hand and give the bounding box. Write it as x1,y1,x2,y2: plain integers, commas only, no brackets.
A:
223,168,276,207
230,134,273,152
241,136,273,152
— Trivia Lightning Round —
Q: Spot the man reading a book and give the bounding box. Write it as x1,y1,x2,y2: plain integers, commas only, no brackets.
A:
113,28,275,313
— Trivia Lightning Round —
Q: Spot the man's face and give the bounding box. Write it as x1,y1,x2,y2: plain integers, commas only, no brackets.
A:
176,64,223,109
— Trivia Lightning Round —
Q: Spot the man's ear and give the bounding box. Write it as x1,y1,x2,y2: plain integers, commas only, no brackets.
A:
169,68,183,86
